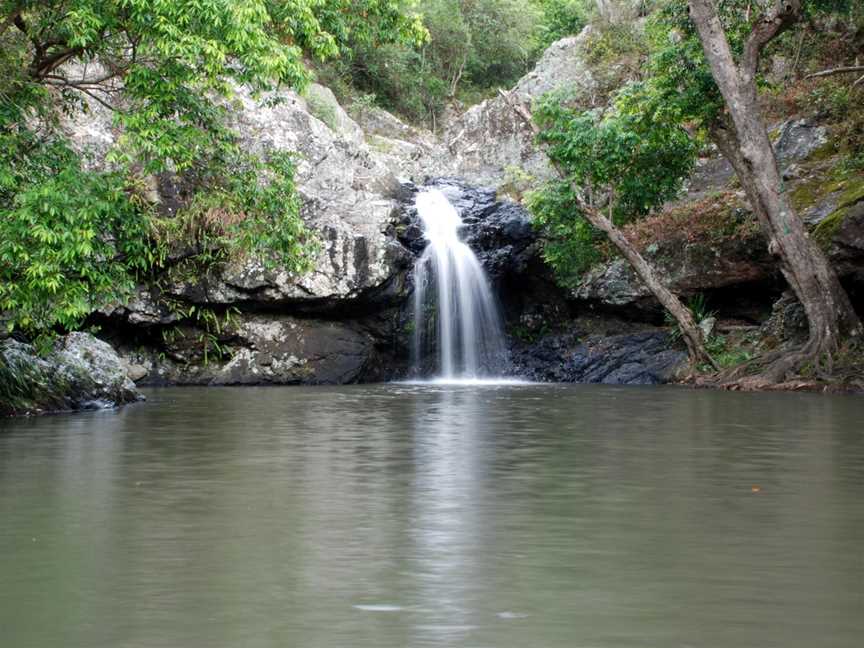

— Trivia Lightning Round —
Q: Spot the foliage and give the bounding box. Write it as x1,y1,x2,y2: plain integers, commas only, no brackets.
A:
532,0,594,50
528,86,696,286
1,0,331,173
322,0,597,127
160,304,239,366
702,334,754,371
665,293,715,342
581,21,645,68
630,0,864,136
527,181,605,287
155,150,315,274
0,350,61,416
304,88,341,131
0,133,153,338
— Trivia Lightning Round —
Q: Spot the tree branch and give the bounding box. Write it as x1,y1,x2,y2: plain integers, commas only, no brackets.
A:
805,65,864,80
42,76,122,112
740,0,801,79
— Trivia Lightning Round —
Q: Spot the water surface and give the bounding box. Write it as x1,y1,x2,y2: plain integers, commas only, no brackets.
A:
1,385,863,647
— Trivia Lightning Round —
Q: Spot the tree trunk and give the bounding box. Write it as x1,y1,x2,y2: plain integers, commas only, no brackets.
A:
499,90,717,369
582,201,717,369
689,0,861,381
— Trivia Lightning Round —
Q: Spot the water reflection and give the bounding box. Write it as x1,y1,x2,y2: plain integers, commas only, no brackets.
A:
409,387,484,645
0,385,862,647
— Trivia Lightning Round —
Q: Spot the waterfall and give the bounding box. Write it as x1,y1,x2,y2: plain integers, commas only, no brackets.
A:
411,188,507,380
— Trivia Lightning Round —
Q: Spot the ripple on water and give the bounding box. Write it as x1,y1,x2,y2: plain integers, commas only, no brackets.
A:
352,604,403,612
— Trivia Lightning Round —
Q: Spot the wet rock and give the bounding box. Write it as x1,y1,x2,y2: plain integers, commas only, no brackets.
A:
509,330,686,384
1,333,143,416
396,178,539,281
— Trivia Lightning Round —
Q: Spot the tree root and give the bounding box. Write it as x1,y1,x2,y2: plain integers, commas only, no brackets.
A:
692,333,852,391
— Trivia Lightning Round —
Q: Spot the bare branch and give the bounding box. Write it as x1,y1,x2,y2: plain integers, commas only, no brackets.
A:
42,76,123,112
805,65,864,80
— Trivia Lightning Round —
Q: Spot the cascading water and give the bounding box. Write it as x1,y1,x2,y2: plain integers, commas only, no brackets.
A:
411,188,507,380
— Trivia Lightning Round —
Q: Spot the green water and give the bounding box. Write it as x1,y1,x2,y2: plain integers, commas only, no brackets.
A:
1,384,862,647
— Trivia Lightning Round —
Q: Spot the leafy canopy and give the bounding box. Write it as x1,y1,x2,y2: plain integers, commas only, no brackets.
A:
528,95,695,285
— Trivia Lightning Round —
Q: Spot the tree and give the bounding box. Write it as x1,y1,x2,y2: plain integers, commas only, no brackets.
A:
531,0,594,50
507,91,717,368
685,0,861,380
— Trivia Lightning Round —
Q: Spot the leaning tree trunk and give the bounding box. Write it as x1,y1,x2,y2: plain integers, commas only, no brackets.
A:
580,201,717,369
500,90,717,369
689,0,861,381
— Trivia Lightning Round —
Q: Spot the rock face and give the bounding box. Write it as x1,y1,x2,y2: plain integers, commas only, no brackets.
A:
60,80,435,386
216,84,407,304
510,329,686,385
576,231,776,314
1,333,143,416
119,315,391,386
576,118,853,316
444,29,596,189
63,80,416,309
44,33,863,391
52,38,609,388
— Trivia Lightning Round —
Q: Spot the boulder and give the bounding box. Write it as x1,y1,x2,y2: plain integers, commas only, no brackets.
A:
774,119,829,165
1,333,143,416
445,30,597,189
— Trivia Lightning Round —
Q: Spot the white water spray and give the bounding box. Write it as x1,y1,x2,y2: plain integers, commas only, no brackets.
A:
412,188,507,379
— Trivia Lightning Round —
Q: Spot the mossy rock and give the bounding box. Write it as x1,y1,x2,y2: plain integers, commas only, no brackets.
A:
812,174,864,247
